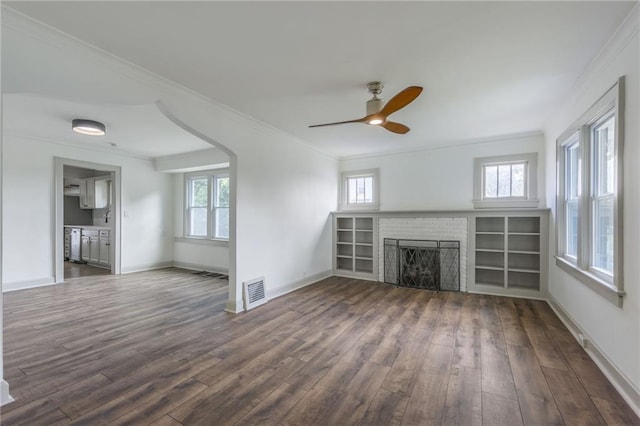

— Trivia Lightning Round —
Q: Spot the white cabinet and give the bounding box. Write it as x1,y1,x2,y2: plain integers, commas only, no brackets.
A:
81,232,91,262
81,230,97,263
334,215,377,280
80,178,109,209
472,212,548,298
81,229,111,268
98,230,111,266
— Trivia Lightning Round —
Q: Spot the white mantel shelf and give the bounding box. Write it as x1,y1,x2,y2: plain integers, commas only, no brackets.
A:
332,208,551,216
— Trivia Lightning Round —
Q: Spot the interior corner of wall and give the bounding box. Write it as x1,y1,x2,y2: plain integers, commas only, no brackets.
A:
224,298,244,314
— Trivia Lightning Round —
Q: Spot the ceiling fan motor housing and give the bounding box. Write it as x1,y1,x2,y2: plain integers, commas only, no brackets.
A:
366,97,384,115
366,81,385,114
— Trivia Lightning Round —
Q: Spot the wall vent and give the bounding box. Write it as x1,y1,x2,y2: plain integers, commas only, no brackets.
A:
243,277,268,311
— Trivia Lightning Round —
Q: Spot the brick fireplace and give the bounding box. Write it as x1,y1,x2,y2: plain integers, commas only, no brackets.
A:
378,217,468,291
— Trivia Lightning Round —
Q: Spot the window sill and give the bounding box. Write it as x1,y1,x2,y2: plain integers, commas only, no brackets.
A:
174,237,229,247
555,256,624,307
473,199,539,209
339,203,380,212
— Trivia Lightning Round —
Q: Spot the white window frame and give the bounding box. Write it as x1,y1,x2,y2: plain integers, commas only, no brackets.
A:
556,77,624,307
184,169,230,242
339,169,379,211
473,153,539,208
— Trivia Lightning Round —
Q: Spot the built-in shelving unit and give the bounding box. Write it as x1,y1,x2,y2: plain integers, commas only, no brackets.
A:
473,214,546,295
331,209,548,298
334,215,376,279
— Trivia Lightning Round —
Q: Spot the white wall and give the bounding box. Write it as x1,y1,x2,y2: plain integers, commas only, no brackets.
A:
544,6,639,404
340,133,545,211
160,95,339,305
1,135,175,289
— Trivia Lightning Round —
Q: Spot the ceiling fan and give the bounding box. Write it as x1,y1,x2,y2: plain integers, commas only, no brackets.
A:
309,82,423,134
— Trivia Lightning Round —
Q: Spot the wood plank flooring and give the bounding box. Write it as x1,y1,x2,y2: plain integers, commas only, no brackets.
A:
64,261,110,279
1,269,638,425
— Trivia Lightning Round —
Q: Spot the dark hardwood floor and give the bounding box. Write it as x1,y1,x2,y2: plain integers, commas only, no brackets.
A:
1,269,638,425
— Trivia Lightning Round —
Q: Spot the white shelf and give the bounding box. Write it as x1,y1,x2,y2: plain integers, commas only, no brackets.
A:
476,265,504,271
507,268,540,274
335,215,376,277
474,215,543,292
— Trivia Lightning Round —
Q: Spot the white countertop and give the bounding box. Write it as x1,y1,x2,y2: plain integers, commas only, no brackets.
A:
64,225,111,230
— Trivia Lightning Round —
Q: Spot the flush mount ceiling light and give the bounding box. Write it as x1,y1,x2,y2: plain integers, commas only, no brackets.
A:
72,119,106,136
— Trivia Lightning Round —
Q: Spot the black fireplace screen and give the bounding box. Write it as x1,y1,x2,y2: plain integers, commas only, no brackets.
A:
384,239,460,291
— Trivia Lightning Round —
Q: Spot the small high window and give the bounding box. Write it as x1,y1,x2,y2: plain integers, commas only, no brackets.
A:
473,153,538,208
340,169,379,210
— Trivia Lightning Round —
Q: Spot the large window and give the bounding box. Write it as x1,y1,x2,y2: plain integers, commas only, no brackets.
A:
340,169,379,210
473,153,538,208
185,170,229,240
556,77,624,306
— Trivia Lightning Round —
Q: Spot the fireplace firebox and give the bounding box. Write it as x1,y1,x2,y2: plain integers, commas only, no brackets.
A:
384,239,460,291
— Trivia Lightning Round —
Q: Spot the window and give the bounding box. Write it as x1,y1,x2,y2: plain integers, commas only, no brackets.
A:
185,170,229,240
564,135,580,259
556,77,624,306
340,169,379,210
473,153,538,208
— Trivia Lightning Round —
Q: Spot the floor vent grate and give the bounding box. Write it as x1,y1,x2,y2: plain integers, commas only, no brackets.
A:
243,277,268,311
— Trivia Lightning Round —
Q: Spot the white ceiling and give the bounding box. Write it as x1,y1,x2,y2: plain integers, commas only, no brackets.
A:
2,94,214,159
4,1,636,159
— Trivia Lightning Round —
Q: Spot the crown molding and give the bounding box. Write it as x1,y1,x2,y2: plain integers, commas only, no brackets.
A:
339,130,544,162
563,3,639,110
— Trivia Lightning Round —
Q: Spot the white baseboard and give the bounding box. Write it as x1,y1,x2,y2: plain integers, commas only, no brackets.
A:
172,261,228,275
2,276,56,293
223,270,332,315
467,288,547,301
225,298,243,314
267,269,333,301
120,261,174,274
547,295,640,418
1,380,14,406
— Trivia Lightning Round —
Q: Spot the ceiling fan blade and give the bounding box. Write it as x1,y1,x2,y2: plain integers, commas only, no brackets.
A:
379,86,423,117
309,117,368,128
382,121,410,134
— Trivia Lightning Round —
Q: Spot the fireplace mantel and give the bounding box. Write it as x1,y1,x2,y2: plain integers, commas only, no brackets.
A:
332,208,550,217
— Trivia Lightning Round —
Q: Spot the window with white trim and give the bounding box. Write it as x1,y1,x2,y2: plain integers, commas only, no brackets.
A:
556,77,624,306
185,170,229,240
473,153,538,208
340,169,379,210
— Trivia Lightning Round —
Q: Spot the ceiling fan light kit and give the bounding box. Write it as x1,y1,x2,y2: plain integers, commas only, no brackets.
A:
309,81,422,134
